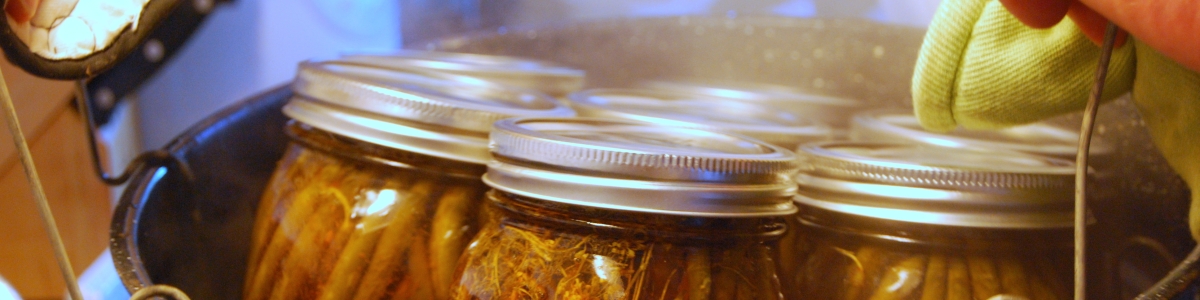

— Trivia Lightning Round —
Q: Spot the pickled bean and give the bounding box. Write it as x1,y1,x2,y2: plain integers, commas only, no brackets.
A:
844,246,886,300
1026,264,1059,300
245,217,292,300
249,156,317,279
246,150,300,285
997,256,1029,297
317,177,415,300
1032,256,1069,300
685,248,712,300
641,244,685,300
712,248,740,300
721,245,756,300
429,185,482,299
867,255,926,300
967,255,1001,300
352,179,439,300
776,219,801,281
752,245,782,300
735,277,754,300
245,183,327,300
316,218,387,299
403,233,435,300
946,256,971,300
796,246,857,299
272,201,347,299
313,215,354,291
919,254,947,300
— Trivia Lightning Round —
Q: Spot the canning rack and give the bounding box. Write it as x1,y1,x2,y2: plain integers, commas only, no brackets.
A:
0,15,1196,300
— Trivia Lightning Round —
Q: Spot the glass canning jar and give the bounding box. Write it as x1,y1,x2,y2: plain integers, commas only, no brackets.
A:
644,79,863,130
780,142,1078,300
453,118,801,300
338,50,586,98
566,88,832,150
848,109,1111,160
242,59,576,300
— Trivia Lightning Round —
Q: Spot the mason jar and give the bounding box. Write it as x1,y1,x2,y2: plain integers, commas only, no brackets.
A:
338,50,586,98
567,88,832,150
454,118,800,300
848,109,1111,159
781,142,1077,300
242,60,576,300
645,79,863,130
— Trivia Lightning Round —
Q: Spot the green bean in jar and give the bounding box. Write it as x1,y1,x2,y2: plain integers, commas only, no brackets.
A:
780,142,1078,300
243,58,576,300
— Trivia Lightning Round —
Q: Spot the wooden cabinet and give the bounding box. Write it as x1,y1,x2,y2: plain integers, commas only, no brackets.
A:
0,59,111,300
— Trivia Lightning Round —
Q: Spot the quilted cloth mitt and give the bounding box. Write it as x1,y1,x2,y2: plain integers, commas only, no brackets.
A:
913,0,1200,239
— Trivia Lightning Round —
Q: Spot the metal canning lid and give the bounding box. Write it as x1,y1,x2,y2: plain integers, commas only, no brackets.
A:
646,80,862,127
286,60,576,164
850,109,1112,158
339,51,585,97
794,141,1076,228
567,88,832,150
485,117,800,217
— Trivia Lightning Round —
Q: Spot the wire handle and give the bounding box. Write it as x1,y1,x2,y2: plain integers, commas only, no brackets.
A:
129,284,192,300
1074,21,1121,300
1137,245,1200,299
0,55,83,300
73,80,194,186
1085,22,1200,300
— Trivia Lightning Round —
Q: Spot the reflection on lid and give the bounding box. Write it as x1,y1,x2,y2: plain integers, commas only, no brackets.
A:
343,50,583,75
483,117,799,217
339,51,586,96
568,88,831,150
794,141,1076,228
647,79,860,107
851,109,1110,158
547,129,771,155
293,60,573,133
283,60,575,165
833,144,1072,173
645,79,864,128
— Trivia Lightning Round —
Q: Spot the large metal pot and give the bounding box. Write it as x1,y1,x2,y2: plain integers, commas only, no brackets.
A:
110,16,1195,299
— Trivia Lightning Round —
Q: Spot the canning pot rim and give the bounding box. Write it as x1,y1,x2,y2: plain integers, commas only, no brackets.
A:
109,84,295,294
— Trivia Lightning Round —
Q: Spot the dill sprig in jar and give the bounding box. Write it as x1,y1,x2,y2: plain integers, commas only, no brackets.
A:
453,117,800,300
242,59,576,300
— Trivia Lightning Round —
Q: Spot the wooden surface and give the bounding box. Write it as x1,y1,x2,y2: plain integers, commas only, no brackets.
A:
0,59,111,300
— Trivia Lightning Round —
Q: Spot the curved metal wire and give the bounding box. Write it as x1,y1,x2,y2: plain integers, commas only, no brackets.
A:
1075,21,1120,300
73,80,194,186
1137,244,1200,300
129,284,192,300
1081,21,1200,300
0,53,83,300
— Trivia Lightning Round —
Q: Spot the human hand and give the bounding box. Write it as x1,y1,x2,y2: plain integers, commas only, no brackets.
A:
999,0,1200,73
5,0,42,23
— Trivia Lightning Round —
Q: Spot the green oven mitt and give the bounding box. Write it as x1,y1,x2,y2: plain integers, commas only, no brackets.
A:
912,0,1200,239
1131,43,1200,241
